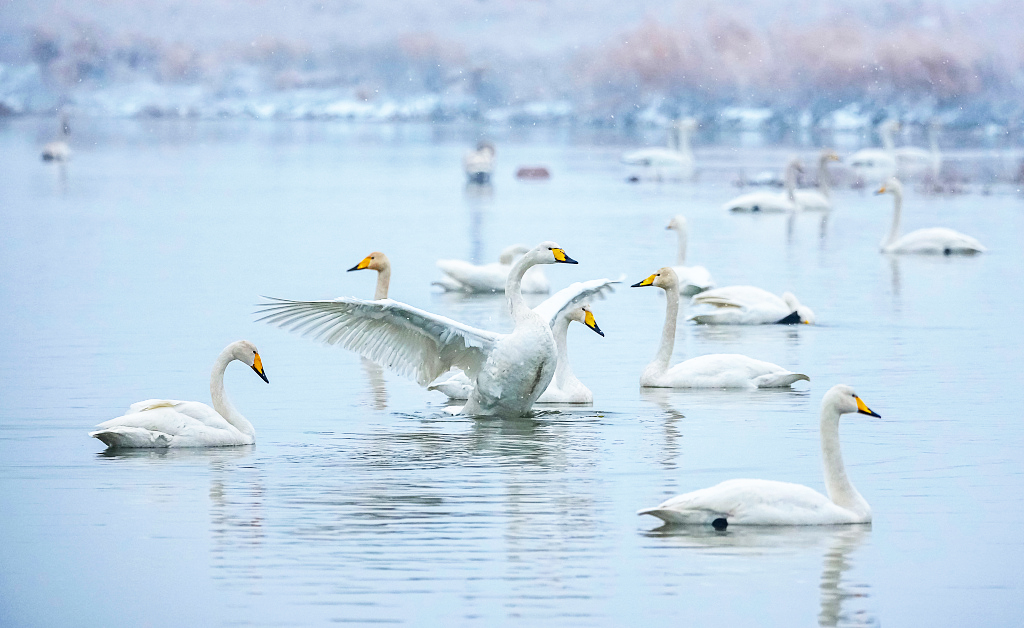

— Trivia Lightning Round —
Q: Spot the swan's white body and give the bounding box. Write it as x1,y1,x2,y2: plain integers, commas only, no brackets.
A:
894,124,942,180
639,384,879,526
434,244,549,294
723,159,800,213
688,285,815,325
430,278,618,403
849,120,898,183
89,341,269,449
464,142,495,183
41,112,71,162
622,118,696,180
793,151,839,211
877,178,985,255
260,242,578,418
633,268,809,389
666,215,715,296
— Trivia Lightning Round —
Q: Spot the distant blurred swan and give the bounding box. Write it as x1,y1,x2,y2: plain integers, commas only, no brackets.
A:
632,268,809,389
347,251,391,299
794,150,840,211
665,215,715,296
638,384,879,526
430,277,618,403
688,285,815,325
433,244,549,293
89,340,270,449
622,118,697,180
894,122,942,180
722,158,800,213
464,141,495,184
259,242,579,418
41,111,71,162
848,120,898,184
876,178,985,255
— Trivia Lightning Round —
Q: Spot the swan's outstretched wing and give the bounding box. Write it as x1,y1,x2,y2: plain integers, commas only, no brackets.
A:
532,277,622,327
257,297,501,386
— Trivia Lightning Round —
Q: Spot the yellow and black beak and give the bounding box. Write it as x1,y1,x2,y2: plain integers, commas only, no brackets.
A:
552,248,578,264
584,309,604,337
252,352,269,384
348,256,372,272
875,186,887,195
631,274,657,288
854,395,880,417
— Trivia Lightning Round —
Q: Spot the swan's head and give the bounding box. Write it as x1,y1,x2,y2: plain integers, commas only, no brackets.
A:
824,384,880,418
666,215,688,232
476,140,495,155
821,150,841,163
532,241,578,265
348,251,390,273
875,177,903,196
781,291,815,324
230,340,269,383
676,117,698,131
631,267,678,291
568,305,604,337
498,244,531,265
881,119,900,132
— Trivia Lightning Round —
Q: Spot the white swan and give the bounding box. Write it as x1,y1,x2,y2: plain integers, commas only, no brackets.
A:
665,215,715,296
722,158,800,213
638,384,880,526
259,242,579,418
464,140,496,184
849,120,898,184
622,118,697,180
347,251,392,299
41,111,71,162
876,178,985,255
434,244,549,294
89,340,269,449
688,285,815,325
894,122,942,180
632,268,808,388
793,151,840,211
429,277,618,403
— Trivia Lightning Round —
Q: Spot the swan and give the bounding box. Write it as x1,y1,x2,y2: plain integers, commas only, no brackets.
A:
347,251,391,299
464,140,496,184
433,244,549,294
665,215,715,296
632,268,808,388
688,285,815,325
89,340,270,449
258,242,579,418
638,384,880,526
894,122,942,181
429,277,619,403
722,158,800,213
793,151,840,211
848,120,898,184
622,118,697,180
41,111,71,162
876,178,985,255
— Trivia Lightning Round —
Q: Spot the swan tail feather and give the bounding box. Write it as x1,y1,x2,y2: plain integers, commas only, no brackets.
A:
90,427,172,449
754,372,810,388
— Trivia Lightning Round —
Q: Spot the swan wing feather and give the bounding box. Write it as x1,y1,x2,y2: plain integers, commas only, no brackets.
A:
257,297,501,385
532,277,622,327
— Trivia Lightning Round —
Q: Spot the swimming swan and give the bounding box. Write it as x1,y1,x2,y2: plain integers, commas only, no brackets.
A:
429,277,618,403
793,151,840,211
41,111,71,162
347,251,391,299
259,242,579,418
434,244,550,294
876,178,985,255
621,118,697,179
666,215,715,296
722,158,800,213
464,140,496,184
632,268,809,388
849,120,898,184
89,340,270,449
638,384,880,526
688,285,815,325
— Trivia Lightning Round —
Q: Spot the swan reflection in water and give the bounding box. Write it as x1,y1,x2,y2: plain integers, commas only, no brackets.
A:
647,524,874,627
360,357,388,411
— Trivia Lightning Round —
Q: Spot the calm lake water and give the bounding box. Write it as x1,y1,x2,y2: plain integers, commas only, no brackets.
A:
1,118,1022,627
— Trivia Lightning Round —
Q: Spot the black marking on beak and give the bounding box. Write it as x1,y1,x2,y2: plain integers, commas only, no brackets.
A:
558,254,578,264
859,408,881,418
589,322,604,337
347,263,364,272
253,365,270,383
774,311,802,325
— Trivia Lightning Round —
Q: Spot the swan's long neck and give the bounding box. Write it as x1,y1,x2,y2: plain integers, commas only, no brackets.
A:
880,124,896,150
374,266,391,300
668,125,680,151
210,348,255,437
678,126,693,158
506,255,534,322
817,156,832,198
784,163,797,202
550,316,576,389
884,189,902,248
674,227,688,265
649,283,680,374
820,406,869,517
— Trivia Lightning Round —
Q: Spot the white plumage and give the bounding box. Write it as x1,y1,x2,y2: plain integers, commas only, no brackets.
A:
876,177,985,255
722,158,800,213
621,118,697,180
639,384,880,526
688,285,815,325
434,244,549,294
665,215,715,296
